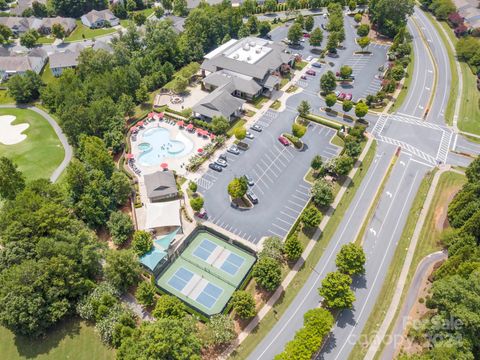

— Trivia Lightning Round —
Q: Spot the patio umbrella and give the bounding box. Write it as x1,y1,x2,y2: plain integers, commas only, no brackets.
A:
148,112,155,119
209,133,216,140
197,148,204,154
177,120,185,127
157,112,164,119
137,121,144,126
196,128,203,134
160,163,168,170
130,126,137,132
186,124,194,130
125,153,134,159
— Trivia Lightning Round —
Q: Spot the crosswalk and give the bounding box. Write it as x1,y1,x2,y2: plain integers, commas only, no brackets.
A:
376,135,437,165
197,176,213,191
372,114,388,136
256,110,277,128
436,130,452,164
392,113,444,130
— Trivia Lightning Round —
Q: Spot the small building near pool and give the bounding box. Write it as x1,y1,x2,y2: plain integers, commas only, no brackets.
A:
144,170,178,202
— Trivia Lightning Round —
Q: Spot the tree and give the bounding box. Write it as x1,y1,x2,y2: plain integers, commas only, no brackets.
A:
259,236,284,261
107,211,134,246
228,177,248,199
188,181,198,193
110,171,132,206
162,0,173,12
336,243,366,275
240,0,256,15
173,0,188,16
343,100,353,112
391,65,405,81
304,15,314,32
234,126,247,140
0,157,25,200
349,0,357,11
20,29,39,48
311,154,323,173
355,101,369,119
252,256,282,291
297,100,311,116
309,27,323,49
287,0,299,10
301,205,322,228
117,318,202,359
238,24,251,38
311,179,334,207
203,314,236,346
325,93,337,109
171,76,188,94
136,282,157,308
0,24,12,44
465,156,480,183
131,230,153,256
354,13,362,23
339,65,353,80
51,24,66,40
104,250,140,293
288,23,302,44
190,196,204,212
326,31,339,53
357,23,370,37
154,6,164,18
455,37,479,61
264,0,277,13
369,0,414,38
319,271,355,309
7,71,44,103
284,235,303,261
211,116,230,134
294,15,304,29
229,291,256,319
153,295,186,319
78,136,115,178
357,36,371,50
320,71,337,94
292,123,307,138
247,16,258,34
258,21,271,37
333,155,354,176
132,12,147,26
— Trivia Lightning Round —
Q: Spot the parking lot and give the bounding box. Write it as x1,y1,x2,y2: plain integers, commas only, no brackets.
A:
197,109,340,244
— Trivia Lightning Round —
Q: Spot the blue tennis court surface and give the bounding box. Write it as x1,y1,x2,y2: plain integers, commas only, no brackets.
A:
220,253,245,275
196,283,223,309
168,267,194,292
193,238,217,261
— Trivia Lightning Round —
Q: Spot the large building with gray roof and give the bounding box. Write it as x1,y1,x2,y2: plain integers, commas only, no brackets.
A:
193,37,294,121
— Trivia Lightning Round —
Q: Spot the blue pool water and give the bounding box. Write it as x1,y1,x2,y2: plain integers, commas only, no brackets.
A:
138,127,193,167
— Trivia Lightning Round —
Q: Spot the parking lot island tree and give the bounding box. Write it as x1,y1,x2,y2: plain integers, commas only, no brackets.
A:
355,101,369,119
320,71,337,94
305,15,314,32
288,23,303,44
325,93,338,110
336,243,366,275
292,122,307,138
230,291,256,319
301,205,323,228
339,65,353,80
309,27,324,50
343,100,354,113
297,100,311,117
319,271,356,309
234,126,247,140
190,196,204,212
357,23,370,37
252,256,282,291
326,31,339,53
354,13,362,23
311,178,334,207
357,36,371,51
227,176,248,200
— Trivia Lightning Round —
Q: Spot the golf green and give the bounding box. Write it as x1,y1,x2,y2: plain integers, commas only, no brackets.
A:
0,108,64,181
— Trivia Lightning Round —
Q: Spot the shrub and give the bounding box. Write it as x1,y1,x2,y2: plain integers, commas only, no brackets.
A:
230,291,256,319
136,281,157,308
190,196,204,212
153,295,186,319
188,181,198,192
234,126,247,140
131,230,153,256
259,236,284,261
301,205,322,228
252,256,282,291
292,123,307,138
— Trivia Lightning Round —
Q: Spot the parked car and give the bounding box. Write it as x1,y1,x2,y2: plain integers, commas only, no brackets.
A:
209,163,223,172
345,93,353,101
230,201,239,209
334,90,341,97
245,131,254,139
215,158,227,167
306,69,316,75
306,55,313,61
247,190,258,204
219,153,228,161
251,124,263,132
303,33,311,38
300,38,305,42
243,174,254,186
301,75,307,80
227,146,240,155
278,136,290,146
237,141,249,151
336,71,340,77
196,208,207,219
337,92,346,100
312,62,322,68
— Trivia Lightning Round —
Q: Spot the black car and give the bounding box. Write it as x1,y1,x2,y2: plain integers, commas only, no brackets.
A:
247,190,258,204
243,175,254,186
219,153,228,161
251,124,263,132
209,163,223,172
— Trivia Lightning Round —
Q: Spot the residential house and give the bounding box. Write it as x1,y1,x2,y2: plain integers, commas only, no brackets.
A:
37,17,77,35
0,17,33,36
92,40,113,53
0,16,76,36
454,0,480,30
49,50,80,76
144,171,179,202
81,9,119,28
0,48,47,81
193,37,294,121
10,0,47,16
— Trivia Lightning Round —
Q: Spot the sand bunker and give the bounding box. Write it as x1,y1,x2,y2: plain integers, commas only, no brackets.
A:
0,115,29,145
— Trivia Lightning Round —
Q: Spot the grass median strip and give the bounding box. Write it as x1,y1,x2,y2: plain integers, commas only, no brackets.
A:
348,169,436,360
388,48,415,114
230,140,377,360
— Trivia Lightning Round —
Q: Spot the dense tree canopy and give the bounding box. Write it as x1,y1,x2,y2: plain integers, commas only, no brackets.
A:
51,0,108,18
336,243,366,275
369,0,414,38
319,271,356,309
0,157,25,200
252,256,282,291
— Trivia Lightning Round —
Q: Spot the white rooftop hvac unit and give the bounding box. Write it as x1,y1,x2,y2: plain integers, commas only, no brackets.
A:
249,41,255,46
233,53,239,59
247,56,251,61
243,44,250,51
255,48,261,54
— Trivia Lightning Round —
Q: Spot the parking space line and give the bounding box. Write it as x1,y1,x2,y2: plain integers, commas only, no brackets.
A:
285,205,300,214
280,211,297,220
268,229,284,238
276,217,292,225
299,184,310,190
292,194,308,202
295,188,309,196
246,235,252,242
272,223,289,232
288,199,304,208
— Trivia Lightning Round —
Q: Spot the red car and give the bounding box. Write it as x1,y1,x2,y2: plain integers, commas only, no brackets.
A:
306,69,316,76
278,136,289,146
345,93,353,101
337,93,346,100
303,33,311,38
300,75,307,80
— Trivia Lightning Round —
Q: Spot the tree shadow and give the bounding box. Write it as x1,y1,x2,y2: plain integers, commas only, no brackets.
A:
336,308,356,328
318,332,337,357
351,273,367,290
13,317,82,359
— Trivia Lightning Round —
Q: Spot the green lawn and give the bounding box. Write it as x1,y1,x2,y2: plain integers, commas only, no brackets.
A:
270,100,281,110
0,89,14,104
65,20,117,42
348,169,439,360
294,60,308,70
36,36,55,44
230,140,377,360
41,62,57,85
226,118,247,137
0,108,64,180
251,95,269,109
0,319,114,360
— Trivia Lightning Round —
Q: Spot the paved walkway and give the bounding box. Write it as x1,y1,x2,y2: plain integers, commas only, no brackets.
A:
364,166,463,359
0,104,72,183
121,293,154,322
220,134,374,359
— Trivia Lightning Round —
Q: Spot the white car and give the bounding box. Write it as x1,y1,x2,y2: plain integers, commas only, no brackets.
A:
306,55,313,61
245,131,254,139
215,158,227,167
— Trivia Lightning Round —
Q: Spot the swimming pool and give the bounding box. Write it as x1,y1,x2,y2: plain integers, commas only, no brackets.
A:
138,127,193,167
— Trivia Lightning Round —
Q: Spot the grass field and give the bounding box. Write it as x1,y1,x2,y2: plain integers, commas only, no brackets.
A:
230,140,377,360
0,319,114,360
65,20,117,42
0,108,64,180
41,62,57,85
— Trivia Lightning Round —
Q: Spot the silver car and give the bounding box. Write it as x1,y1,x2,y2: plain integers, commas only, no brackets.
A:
245,131,254,139
215,158,227,167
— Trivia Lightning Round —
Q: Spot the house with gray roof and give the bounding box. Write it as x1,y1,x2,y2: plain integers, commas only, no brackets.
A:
49,50,80,77
144,171,179,202
81,9,119,28
10,0,47,16
193,37,293,121
37,17,77,35
0,16,76,36
0,48,47,81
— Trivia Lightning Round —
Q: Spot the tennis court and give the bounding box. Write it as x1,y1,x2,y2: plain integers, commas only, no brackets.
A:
156,229,256,316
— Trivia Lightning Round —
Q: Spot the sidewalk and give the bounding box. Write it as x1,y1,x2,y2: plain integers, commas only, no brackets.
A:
220,134,374,359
